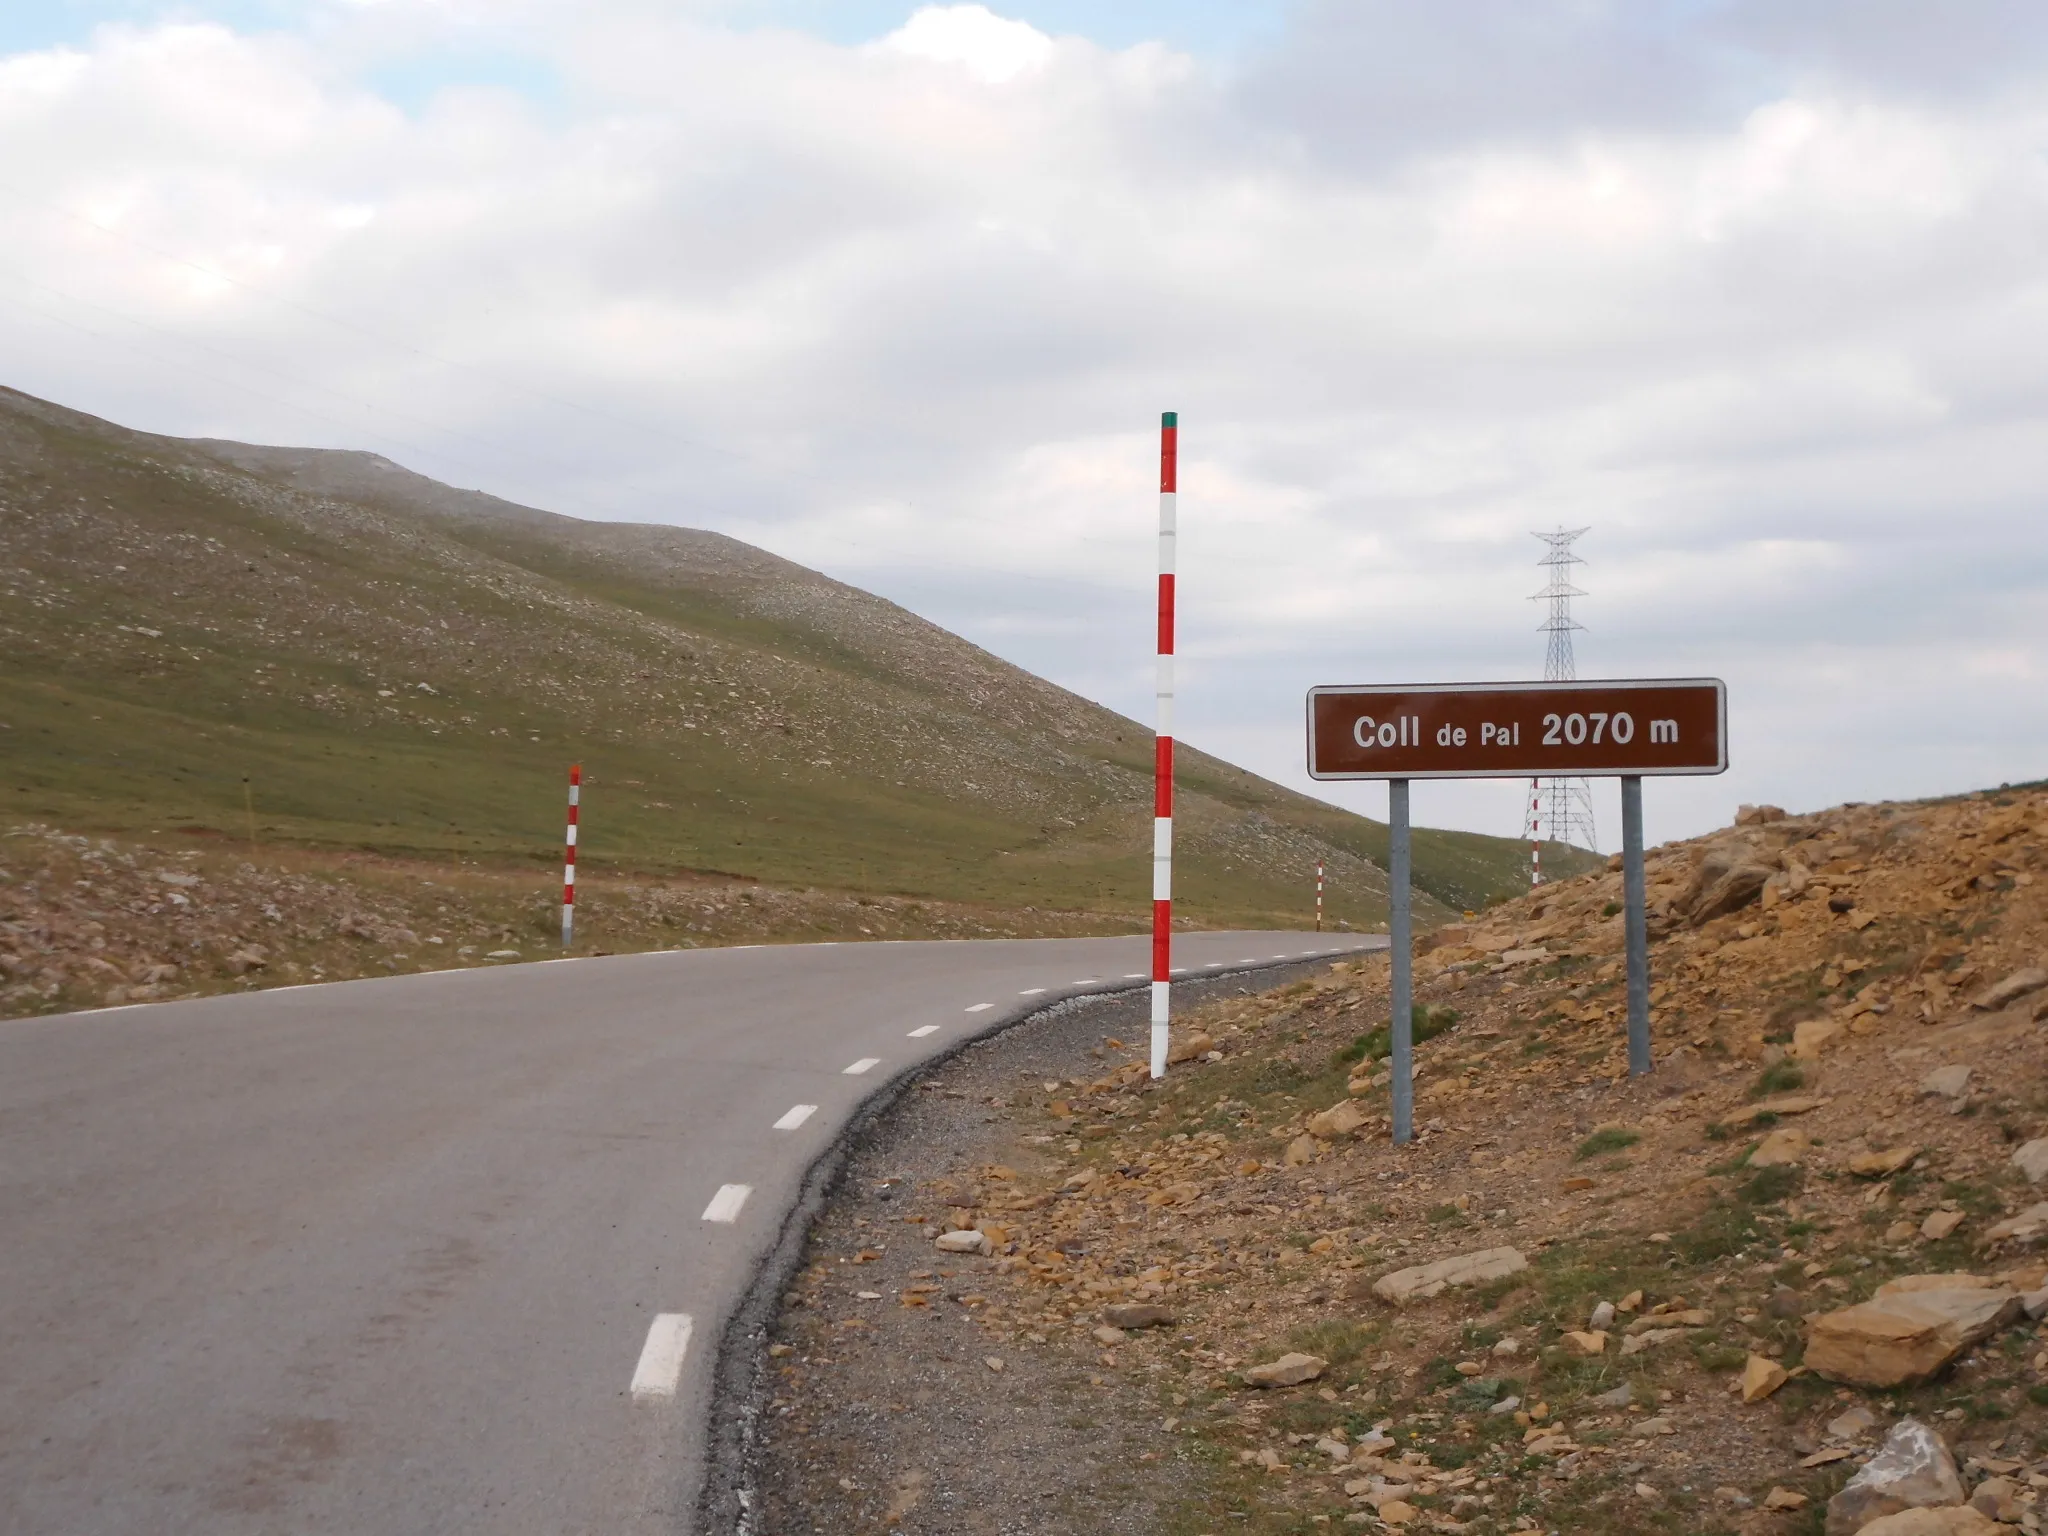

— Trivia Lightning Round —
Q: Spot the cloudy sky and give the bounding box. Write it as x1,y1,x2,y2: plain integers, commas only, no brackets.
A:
4,0,2045,851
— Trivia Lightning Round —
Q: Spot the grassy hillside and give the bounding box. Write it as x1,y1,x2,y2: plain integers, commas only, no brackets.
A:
0,387,1591,929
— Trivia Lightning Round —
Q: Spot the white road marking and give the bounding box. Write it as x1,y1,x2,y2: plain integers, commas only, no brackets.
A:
965,1003,994,1013
1240,957,1258,963
844,1057,880,1075
1073,978,1099,984
702,1184,752,1223
1205,962,1223,968
1123,972,1145,979
773,1104,818,1130
1019,987,1046,995
630,1313,694,1401
907,1024,940,1038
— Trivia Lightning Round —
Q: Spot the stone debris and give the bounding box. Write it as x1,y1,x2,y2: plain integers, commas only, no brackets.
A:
1919,1064,1974,1101
1751,1127,1811,1167
933,1229,992,1256
1851,1507,2005,1535
1370,1247,1527,1304
1824,1418,1965,1534
1739,1352,1788,1402
1850,1145,1923,1178
1243,1352,1327,1388
1806,1277,2021,1387
2010,1138,2048,1184
1970,966,2048,1011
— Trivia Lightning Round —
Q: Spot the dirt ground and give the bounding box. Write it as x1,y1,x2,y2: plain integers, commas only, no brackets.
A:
743,963,1341,1536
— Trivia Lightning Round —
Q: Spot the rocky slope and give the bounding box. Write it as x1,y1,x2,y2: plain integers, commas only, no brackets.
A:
0,384,1583,930
775,781,2048,1534
0,823,1132,1021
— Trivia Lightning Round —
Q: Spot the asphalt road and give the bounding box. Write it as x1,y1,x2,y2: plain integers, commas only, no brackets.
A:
0,929,1379,1535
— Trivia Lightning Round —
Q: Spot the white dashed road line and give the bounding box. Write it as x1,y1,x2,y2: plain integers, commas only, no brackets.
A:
773,1104,817,1130
907,1025,939,1038
843,1058,880,1075
965,1003,994,1013
1123,972,1145,979
702,1184,752,1223
1019,988,1045,995
630,1313,694,1401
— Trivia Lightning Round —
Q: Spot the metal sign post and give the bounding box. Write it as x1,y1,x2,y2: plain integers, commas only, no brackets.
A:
1308,678,1727,1143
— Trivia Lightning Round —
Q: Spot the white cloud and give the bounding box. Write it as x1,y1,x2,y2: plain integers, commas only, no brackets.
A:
1,3,2045,851
875,4,1055,83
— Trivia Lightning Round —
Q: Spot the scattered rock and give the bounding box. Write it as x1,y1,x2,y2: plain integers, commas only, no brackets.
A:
1101,1304,1175,1330
1805,1277,2021,1387
1970,1476,2022,1523
933,1229,993,1256
1561,1330,1608,1356
1823,1418,1965,1534
1920,1208,1965,1241
1588,1300,1616,1330
1919,1065,1974,1100
1740,1353,1789,1402
1243,1352,1327,1388
1371,1247,1527,1305
1589,1383,1633,1409
1091,1324,1126,1346
1165,1031,1216,1065
1282,1134,1319,1167
1851,1146,1923,1179
1827,1404,1879,1441
1983,1203,2048,1247
1764,1487,1809,1511
1792,1016,1845,1060
485,949,521,960
1852,1508,2005,1536
1306,1099,1372,1140
2010,1139,2048,1184
1752,1128,1811,1167
1970,966,2048,1011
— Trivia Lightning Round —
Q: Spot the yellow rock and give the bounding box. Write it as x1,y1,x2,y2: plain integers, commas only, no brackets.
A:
1562,1330,1608,1355
1741,1352,1789,1402
1751,1128,1811,1167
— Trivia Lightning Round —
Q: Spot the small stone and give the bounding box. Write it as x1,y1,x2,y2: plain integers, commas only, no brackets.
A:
1283,1134,1319,1167
1764,1487,1809,1511
1919,1064,1973,1100
1852,1510,2005,1535
1376,1500,1417,1525
1588,1300,1616,1330
984,1356,1005,1372
1792,1016,1845,1060
1102,1304,1175,1330
1165,1030,1215,1065
934,1229,993,1256
1920,1208,1965,1241
2010,1139,2048,1184
2022,1286,2048,1320
1826,1404,1878,1441
1092,1325,1127,1346
1983,1202,2048,1246
1971,1476,2022,1522
1850,1145,1922,1179
1244,1352,1328,1388
1806,1279,2021,1386
1561,1330,1608,1356
1306,1099,1372,1140
1453,1360,1484,1376
1589,1383,1633,1409
1752,1128,1811,1167
1823,1417,1966,1534
1491,1336,1522,1357
1372,1246,1528,1305
1970,966,2048,1011
1741,1352,1789,1402
1885,1220,1919,1244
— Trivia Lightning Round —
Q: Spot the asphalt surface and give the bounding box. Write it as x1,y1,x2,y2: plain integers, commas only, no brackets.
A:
0,930,1378,1535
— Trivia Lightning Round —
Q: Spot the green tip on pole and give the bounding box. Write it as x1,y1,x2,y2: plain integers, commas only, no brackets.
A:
1162,411,1177,427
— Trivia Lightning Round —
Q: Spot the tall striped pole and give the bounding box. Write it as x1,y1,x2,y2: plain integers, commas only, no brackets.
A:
563,763,580,948
1151,411,1177,1080
1527,779,1543,887
1316,860,1324,932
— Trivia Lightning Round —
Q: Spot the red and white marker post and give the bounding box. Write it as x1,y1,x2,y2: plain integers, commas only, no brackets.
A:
562,763,580,948
1316,860,1324,932
1151,411,1177,1079
1527,779,1543,887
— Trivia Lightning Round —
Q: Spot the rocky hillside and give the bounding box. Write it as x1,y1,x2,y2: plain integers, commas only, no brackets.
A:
793,780,2048,1533
0,385,1584,931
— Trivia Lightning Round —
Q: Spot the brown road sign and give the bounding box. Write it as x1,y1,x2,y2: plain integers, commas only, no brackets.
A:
1308,678,1726,780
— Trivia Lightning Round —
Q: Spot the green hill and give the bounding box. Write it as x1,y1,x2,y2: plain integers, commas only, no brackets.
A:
0,386,1592,929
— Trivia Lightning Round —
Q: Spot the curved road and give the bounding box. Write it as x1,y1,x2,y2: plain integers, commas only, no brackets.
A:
0,930,1377,1535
